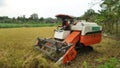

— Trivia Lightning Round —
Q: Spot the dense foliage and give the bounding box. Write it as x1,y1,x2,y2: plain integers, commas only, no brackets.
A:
79,0,120,35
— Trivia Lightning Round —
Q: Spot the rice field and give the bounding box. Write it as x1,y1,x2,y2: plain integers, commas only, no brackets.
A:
0,27,120,68
0,27,59,68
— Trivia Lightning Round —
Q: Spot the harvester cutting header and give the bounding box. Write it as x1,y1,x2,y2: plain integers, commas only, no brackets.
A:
34,14,102,64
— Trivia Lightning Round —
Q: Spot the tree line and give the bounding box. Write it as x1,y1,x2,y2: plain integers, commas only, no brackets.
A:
0,13,59,24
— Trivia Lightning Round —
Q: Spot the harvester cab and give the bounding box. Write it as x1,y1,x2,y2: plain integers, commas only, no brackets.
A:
54,14,74,40
34,14,102,64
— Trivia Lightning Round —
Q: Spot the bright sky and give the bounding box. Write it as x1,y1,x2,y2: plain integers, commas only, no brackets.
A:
0,0,102,18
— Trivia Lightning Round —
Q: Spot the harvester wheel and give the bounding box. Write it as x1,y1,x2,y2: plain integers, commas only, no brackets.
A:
75,42,93,54
85,46,93,52
65,61,71,65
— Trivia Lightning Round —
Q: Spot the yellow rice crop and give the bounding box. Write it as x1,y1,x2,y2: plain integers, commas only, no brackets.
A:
0,27,59,68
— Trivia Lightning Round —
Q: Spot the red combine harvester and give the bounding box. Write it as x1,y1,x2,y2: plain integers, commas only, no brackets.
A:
34,14,102,64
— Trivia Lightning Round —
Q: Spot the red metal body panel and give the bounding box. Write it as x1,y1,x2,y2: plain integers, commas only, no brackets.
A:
63,31,80,64
65,31,80,44
63,46,77,64
80,33,102,46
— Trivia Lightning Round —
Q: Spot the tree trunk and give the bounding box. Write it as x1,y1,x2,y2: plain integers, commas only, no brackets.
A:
116,20,118,35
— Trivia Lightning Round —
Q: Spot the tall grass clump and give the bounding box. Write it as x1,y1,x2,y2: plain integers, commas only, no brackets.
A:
98,58,120,68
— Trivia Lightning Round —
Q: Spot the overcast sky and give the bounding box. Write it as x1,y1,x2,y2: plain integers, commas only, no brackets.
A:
0,0,102,18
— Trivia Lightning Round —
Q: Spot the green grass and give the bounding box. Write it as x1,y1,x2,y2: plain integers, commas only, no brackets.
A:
98,58,120,68
79,58,120,68
0,23,59,28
